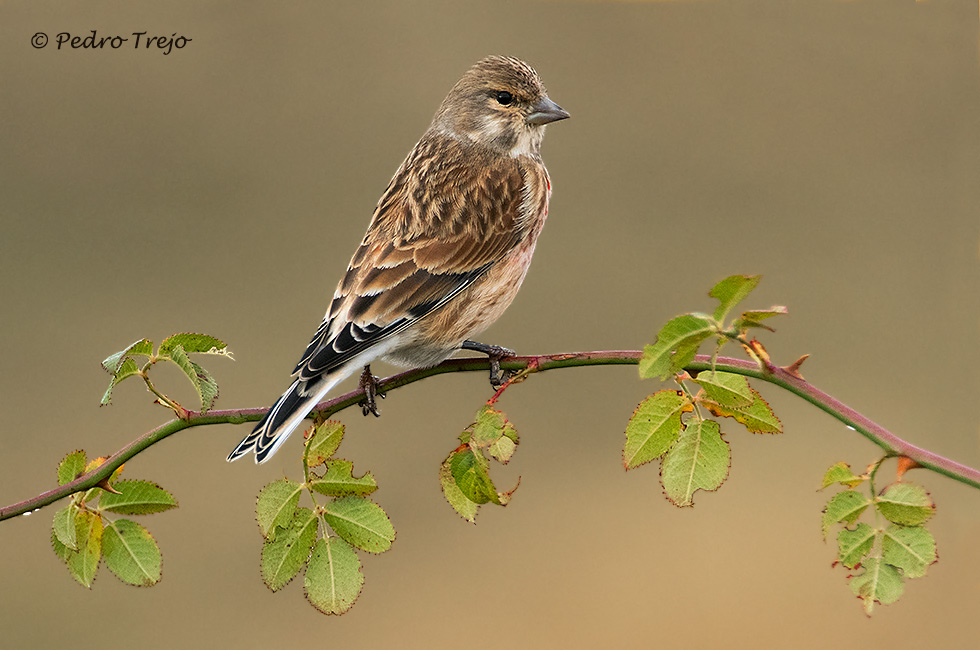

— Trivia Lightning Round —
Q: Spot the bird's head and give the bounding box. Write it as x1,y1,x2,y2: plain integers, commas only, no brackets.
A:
432,56,569,157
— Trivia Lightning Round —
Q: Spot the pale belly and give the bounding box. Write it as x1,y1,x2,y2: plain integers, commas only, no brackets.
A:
382,243,537,368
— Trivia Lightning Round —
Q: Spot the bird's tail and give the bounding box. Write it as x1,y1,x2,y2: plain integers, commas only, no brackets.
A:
227,373,343,464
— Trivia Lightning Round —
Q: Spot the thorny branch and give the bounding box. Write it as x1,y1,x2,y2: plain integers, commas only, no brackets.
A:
2,350,978,522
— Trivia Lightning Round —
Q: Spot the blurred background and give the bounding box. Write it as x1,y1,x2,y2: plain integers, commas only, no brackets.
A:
1,1,978,647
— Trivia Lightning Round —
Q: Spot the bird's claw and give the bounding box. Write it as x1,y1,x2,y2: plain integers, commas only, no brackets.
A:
489,359,512,389
461,340,515,389
358,365,384,417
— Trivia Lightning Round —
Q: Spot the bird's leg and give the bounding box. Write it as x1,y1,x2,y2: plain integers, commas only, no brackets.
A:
461,340,515,389
358,365,385,417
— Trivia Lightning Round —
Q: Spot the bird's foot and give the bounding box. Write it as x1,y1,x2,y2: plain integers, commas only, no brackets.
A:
358,365,385,417
461,340,515,389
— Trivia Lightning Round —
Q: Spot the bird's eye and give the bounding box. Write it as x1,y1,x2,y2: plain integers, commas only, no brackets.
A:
495,91,513,106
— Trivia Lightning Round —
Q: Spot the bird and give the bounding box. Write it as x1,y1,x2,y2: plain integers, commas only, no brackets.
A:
227,55,569,463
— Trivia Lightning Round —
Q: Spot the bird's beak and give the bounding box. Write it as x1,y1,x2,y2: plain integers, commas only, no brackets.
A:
527,95,570,126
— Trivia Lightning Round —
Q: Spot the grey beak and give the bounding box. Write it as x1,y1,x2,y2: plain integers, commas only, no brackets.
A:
527,95,570,126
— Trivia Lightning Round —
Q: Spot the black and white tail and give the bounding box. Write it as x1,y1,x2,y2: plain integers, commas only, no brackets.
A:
226,372,344,463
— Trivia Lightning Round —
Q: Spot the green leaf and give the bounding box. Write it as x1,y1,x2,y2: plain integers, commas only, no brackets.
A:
304,421,345,468
256,479,303,539
57,450,87,486
449,448,499,505
101,339,153,374
150,335,229,412
709,274,761,322
191,361,219,413
882,525,936,578
469,406,518,452
469,406,504,447
849,557,903,616
488,433,518,465
702,387,782,434
52,505,79,550
323,497,396,554
52,509,103,588
100,358,142,406
100,339,153,406
440,453,480,523
102,519,162,586
309,460,378,497
821,462,865,489
51,527,71,563
623,390,691,470
305,537,364,615
822,490,871,538
158,333,230,357
691,371,753,408
261,507,318,591
166,344,201,399
732,306,788,332
639,315,715,380
837,523,876,569
99,479,178,515
160,345,220,412
875,483,934,526
660,418,730,507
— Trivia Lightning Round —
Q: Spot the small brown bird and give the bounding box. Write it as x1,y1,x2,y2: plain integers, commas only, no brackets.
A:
228,56,568,463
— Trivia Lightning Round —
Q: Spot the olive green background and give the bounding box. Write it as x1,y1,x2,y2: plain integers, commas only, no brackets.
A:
1,1,978,648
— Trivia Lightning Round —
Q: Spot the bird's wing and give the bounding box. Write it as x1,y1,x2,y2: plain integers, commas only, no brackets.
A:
291,151,532,383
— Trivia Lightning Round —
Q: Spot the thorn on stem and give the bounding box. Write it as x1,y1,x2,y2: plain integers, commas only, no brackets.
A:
783,354,810,379
95,478,121,494
896,456,922,480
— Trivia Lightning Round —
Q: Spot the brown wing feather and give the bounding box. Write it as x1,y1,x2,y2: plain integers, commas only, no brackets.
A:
291,133,533,380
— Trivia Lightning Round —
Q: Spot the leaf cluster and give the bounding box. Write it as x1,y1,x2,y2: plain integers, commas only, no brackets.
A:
821,462,938,616
440,405,520,523
101,333,232,414
626,276,783,506
254,421,395,615
50,450,177,588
